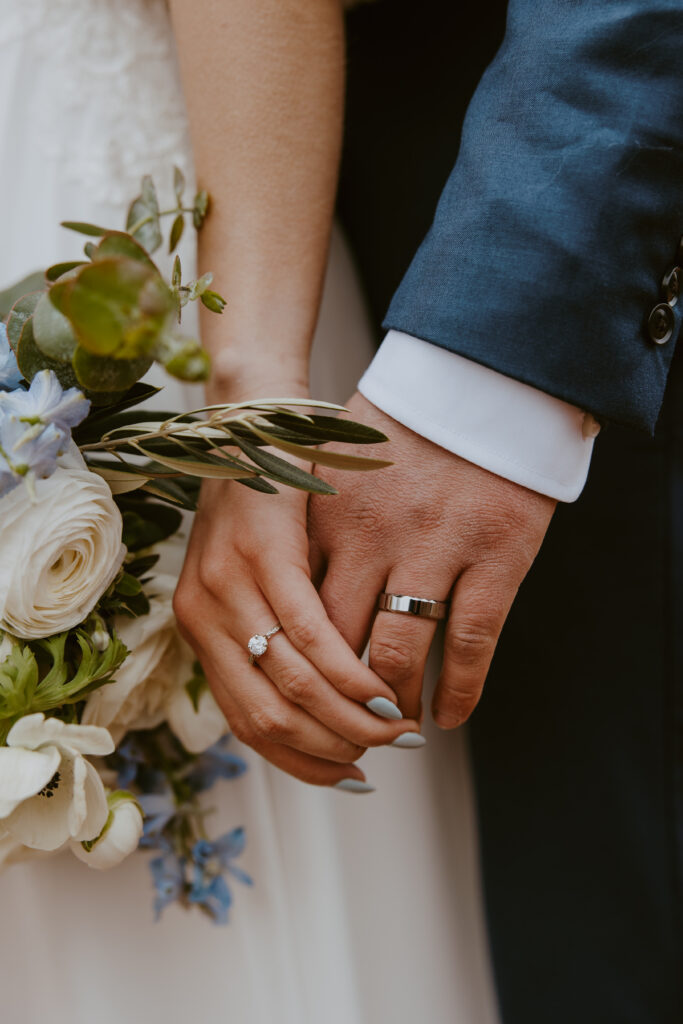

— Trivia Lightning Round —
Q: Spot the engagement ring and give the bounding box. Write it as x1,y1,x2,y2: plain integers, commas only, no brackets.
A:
247,624,282,664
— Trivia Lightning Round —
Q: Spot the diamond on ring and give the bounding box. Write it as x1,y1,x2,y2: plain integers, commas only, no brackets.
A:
247,634,269,658
247,624,282,664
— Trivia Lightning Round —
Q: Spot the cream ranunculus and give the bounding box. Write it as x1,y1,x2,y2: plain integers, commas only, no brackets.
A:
0,713,114,851
82,574,228,753
70,791,143,870
0,446,125,639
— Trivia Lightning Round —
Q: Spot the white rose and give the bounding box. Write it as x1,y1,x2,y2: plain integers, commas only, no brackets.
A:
82,574,228,753
0,446,125,639
70,791,143,870
0,713,114,851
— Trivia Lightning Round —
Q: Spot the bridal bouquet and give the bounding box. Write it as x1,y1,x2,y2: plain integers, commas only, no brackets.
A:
0,171,388,922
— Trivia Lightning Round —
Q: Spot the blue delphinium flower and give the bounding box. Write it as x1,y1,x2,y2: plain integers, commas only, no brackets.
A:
186,736,248,793
150,852,187,920
192,827,253,887
0,323,23,391
0,369,90,498
138,787,178,849
188,865,233,924
0,368,90,434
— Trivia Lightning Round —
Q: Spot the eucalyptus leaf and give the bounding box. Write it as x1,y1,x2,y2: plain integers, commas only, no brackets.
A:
193,188,210,229
173,165,186,204
52,258,173,357
16,318,80,388
126,198,162,254
45,261,87,283
6,291,42,351
200,289,226,314
33,292,77,362
72,346,153,393
169,213,185,254
93,231,156,268
152,328,210,382
188,272,213,300
172,254,182,289
0,272,46,318
61,221,109,237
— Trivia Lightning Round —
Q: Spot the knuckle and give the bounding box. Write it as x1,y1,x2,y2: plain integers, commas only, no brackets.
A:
438,684,481,725
228,717,256,748
279,669,314,705
349,497,386,537
172,584,193,629
285,615,318,655
196,556,227,598
249,708,292,744
446,619,498,666
370,634,421,683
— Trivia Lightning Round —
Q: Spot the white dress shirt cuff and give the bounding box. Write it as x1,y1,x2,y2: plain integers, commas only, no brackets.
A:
358,330,599,502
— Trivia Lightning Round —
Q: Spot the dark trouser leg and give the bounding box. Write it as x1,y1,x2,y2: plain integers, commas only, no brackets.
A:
468,351,683,1024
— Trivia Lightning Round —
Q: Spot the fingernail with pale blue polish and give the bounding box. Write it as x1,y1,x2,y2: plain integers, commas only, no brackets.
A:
335,779,376,794
366,696,403,721
391,732,427,749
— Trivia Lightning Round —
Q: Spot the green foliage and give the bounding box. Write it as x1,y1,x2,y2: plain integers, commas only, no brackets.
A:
0,273,46,319
0,630,128,743
185,660,208,713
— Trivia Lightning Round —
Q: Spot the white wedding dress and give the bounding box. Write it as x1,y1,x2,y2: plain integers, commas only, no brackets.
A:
0,3,500,1022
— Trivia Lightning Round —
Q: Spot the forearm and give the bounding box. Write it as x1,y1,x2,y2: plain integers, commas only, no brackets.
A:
169,0,345,401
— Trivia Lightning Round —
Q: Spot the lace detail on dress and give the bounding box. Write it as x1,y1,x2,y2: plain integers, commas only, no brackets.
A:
0,0,193,208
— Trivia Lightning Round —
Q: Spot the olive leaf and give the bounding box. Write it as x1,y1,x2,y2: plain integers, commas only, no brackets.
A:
247,422,393,471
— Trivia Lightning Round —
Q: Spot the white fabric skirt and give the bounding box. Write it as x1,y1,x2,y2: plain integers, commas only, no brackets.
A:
0,3,500,1021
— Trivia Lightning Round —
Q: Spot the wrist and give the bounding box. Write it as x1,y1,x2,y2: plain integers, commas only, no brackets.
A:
204,347,310,406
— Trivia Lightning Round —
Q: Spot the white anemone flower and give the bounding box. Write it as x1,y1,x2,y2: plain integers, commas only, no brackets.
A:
83,574,228,754
71,791,143,870
0,713,114,851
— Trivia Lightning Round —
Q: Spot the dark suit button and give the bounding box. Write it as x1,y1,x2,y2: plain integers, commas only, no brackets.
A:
662,267,681,306
647,303,675,345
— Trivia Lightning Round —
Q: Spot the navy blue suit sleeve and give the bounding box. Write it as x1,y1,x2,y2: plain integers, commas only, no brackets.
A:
383,0,683,432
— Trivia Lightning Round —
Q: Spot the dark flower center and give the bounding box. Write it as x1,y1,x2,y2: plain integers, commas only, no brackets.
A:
38,771,61,799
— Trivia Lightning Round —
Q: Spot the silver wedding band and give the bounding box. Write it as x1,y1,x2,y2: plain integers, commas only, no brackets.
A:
378,593,450,621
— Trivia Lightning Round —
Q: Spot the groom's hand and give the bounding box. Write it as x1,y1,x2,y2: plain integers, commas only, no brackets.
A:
309,393,556,726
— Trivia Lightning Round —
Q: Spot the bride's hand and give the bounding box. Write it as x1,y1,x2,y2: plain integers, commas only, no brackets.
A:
173,475,420,787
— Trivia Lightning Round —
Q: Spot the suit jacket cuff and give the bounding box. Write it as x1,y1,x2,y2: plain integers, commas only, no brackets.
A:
358,331,599,502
